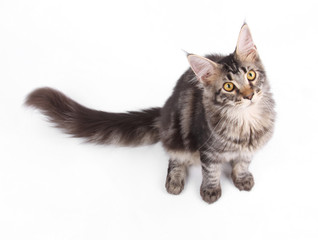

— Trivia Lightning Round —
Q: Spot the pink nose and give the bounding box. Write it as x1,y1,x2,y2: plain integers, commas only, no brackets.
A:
243,93,254,100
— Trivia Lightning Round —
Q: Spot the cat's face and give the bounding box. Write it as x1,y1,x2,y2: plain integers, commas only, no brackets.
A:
188,24,268,109
210,56,267,108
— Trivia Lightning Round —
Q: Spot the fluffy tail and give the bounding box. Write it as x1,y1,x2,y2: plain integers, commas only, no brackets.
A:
25,87,161,146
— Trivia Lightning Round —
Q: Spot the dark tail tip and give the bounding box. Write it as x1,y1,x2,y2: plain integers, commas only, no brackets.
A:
25,87,54,109
25,87,69,112
24,87,77,129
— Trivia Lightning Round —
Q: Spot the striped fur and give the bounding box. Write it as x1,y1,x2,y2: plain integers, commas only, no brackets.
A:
25,24,275,204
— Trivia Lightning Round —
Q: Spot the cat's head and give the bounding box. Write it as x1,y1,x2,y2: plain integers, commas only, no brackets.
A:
188,24,269,108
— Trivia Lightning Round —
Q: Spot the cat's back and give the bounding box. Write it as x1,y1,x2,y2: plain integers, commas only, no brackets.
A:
160,68,209,152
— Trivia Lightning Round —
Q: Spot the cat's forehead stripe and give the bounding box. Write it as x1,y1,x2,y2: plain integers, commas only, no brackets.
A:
241,67,247,73
223,59,240,74
226,74,233,81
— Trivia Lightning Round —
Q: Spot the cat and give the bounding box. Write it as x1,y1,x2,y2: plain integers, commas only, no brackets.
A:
25,24,275,204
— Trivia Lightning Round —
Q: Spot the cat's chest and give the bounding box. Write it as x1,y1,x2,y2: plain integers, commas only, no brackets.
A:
214,104,274,151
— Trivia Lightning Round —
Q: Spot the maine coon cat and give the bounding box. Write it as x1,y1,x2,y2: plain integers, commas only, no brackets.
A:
26,24,275,204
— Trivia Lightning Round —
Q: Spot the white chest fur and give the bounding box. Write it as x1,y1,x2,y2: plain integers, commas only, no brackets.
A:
223,96,273,141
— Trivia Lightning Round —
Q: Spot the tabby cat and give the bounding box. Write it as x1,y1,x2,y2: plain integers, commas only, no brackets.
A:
26,24,275,204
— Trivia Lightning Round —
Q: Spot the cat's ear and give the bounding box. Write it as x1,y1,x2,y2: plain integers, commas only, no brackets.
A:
235,24,258,62
187,54,221,84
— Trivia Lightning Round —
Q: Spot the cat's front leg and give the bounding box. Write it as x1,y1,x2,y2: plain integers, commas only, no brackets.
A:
231,156,254,191
165,159,187,195
200,151,222,204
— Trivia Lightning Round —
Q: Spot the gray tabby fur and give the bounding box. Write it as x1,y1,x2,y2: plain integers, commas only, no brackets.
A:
26,24,275,204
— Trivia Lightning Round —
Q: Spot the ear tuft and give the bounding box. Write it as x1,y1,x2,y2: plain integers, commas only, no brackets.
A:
235,24,258,61
187,55,220,84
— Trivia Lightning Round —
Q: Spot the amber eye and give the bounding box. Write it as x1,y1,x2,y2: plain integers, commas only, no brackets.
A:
247,70,256,81
223,82,234,92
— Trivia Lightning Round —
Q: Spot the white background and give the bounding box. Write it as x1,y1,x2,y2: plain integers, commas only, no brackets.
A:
1,0,318,239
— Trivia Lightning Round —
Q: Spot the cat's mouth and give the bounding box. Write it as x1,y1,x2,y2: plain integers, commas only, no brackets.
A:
236,97,258,108
241,100,254,108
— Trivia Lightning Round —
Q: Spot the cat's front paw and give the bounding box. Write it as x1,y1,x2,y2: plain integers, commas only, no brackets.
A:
165,175,185,195
232,172,254,191
200,185,222,204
